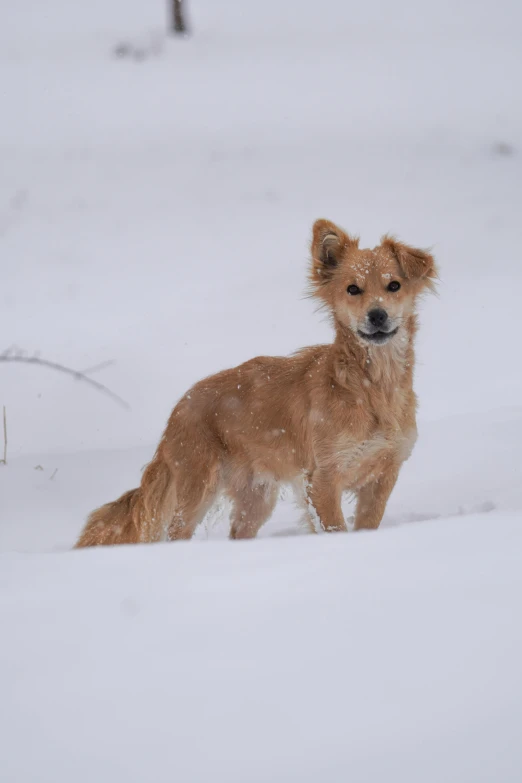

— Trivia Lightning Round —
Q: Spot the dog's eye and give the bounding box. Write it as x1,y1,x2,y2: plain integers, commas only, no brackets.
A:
347,284,362,296
387,281,401,292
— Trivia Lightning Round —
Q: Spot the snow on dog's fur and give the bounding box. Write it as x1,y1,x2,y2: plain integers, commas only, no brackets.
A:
76,219,437,546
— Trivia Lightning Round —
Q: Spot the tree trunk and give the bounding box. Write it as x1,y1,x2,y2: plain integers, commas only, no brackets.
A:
170,0,188,35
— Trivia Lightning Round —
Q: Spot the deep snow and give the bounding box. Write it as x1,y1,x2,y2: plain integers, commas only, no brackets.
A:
2,514,522,783
1,1,522,781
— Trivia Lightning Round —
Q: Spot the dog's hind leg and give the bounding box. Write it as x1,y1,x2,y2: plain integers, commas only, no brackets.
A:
167,484,218,540
164,445,222,541
228,476,278,540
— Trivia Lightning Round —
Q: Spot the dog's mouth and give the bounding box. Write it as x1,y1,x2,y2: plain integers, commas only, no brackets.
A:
357,327,399,345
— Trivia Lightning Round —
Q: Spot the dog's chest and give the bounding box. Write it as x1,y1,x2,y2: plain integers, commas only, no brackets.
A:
333,427,416,487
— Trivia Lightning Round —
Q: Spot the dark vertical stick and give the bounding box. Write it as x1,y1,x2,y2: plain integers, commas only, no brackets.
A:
171,0,188,35
1,406,6,465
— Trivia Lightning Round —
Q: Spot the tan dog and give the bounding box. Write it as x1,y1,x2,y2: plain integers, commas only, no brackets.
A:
76,220,436,547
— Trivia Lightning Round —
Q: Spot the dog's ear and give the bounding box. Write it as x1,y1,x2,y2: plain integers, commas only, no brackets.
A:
310,219,357,286
381,236,437,282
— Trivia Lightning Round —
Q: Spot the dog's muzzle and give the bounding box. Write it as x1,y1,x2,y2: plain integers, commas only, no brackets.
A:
357,327,399,344
357,308,398,344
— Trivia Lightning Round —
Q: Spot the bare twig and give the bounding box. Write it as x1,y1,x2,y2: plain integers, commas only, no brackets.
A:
0,406,6,465
80,359,116,376
0,353,129,409
50,468,58,481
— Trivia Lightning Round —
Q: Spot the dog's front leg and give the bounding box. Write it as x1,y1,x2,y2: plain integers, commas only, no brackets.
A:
307,470,346,533
353,465,400,531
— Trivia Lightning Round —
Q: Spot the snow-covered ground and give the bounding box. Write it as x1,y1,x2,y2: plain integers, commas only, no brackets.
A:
1,1,522,780
3,514,522,783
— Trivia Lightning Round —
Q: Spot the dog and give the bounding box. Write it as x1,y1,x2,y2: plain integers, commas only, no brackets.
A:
76,219,436,547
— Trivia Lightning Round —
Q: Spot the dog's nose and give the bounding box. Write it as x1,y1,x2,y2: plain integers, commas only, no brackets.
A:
367,308,389,329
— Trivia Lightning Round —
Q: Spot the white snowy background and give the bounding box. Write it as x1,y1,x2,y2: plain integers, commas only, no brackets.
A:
1,1,521,780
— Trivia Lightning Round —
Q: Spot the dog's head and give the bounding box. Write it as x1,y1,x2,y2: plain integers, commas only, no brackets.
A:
310,219,437,346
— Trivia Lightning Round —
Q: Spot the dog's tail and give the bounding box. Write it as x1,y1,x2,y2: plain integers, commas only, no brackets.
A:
75,449,174,548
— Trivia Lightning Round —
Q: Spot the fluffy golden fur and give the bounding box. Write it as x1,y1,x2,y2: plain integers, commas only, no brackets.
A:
76,219,437,547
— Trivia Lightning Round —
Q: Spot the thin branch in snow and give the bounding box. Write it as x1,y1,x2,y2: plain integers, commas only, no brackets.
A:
79,359,116,376
0,350,130,409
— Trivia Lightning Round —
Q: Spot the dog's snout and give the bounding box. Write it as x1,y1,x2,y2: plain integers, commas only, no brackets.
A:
367,308,388,329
